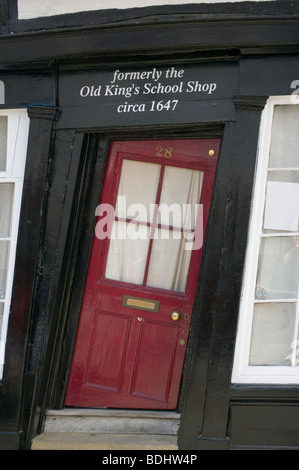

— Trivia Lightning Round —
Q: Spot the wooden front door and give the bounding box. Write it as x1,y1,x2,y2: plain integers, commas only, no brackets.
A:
65,139,219,409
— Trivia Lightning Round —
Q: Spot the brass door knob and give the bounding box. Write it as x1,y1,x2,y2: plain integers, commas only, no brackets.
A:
171,311,181,321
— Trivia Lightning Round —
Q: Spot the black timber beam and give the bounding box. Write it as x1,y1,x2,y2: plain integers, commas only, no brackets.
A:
0,18,298,65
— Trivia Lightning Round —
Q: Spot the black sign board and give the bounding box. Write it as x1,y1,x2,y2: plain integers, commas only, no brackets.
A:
58,63,238,128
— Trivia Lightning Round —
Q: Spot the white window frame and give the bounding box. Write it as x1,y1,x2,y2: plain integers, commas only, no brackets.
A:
0,109,30,379
232,96,299,384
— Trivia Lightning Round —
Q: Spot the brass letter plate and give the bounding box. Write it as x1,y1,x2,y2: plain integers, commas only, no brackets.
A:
122,295,160,312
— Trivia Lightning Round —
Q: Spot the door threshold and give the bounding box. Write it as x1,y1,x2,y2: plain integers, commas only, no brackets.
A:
48,407,181,418
43,407,181,435
32,407,180,450
31,432,179,450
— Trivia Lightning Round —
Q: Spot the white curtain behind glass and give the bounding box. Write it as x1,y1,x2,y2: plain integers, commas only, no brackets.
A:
256,237,299,300
250,303,296,366
115,159,161,222
0,303,3,336
0,242,9,299
105,160,160,285
0,184,14,237
105,159,204,292
0,184,14,300
269,105,299,168
146,167,204,292
0,116,7,171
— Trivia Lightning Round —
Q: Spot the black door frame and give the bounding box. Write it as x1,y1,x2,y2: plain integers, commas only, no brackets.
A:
46,122,225,414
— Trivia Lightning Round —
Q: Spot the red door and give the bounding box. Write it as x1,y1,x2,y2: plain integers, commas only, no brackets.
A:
65,139,219,409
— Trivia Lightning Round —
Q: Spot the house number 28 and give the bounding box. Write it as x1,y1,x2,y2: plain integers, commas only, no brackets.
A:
155,146,173,158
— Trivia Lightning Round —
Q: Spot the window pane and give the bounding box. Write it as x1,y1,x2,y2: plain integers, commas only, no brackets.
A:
158,167,204,229
0,303,3,338
296,319,299,367
256,237,299,300
267,171,299,184
0,116,7,172
0,183,14,237
269,105,299,168
263,172,299,233
105,221,150,285
146,229,193,292
0,241,9,299
249,303,295,366
115,160,161,222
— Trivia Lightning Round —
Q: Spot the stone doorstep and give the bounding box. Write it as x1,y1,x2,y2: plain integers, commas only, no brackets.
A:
31,433,179,450
44,408,181,435
31,409,181,450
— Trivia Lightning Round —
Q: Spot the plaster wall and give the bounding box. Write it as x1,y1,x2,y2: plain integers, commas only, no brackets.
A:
18,0,273,19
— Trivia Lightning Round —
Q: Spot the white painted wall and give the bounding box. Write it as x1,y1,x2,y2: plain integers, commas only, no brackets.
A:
18,0,272,20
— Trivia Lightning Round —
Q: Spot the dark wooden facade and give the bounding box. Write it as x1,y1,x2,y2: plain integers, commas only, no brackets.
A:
0,0,299,450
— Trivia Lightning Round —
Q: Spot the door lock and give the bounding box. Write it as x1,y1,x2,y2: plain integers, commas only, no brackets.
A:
171,311,181,321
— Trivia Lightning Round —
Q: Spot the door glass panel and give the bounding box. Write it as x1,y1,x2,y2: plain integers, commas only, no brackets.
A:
105,158,205,292
158,167,204,229
0,183,14,237
146,229,193,292
115,160,161,222
0,116,7,172
105,221,150,285
249,303,295,366
146,167,204,292
255,237,299,300
0,241,9,299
